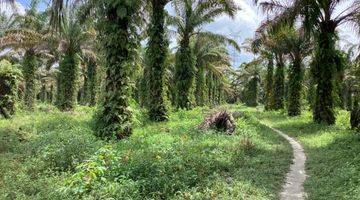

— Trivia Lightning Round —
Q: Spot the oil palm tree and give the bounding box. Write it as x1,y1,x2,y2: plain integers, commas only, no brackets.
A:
204,47,233,106
255,0,360,124
192,32,240,106
234,59,262,106
243,60,262,107
55,14,96,111
169,0,238,109
244,34,274,110
278,25,312,116
252,23,288,110
0,0,49,110
94,0,143,139
146,0,169,121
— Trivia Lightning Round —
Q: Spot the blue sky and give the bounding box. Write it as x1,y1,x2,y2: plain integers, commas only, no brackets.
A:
4,0,360,67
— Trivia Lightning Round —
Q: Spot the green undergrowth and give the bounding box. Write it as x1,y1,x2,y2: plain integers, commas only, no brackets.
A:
0,104,292,199
245,107,360,200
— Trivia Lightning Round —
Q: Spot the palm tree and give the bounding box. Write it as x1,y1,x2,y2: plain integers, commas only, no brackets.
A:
55,15,96,111
0,0,49,110
82,56,98,106
231,60,262,106
270,29,288,110
252,24,288,110
242,59,262,107
245,34,274,110
256,0,360,124
192,33,240,106
279,26,312,116
94,0,143,139
169,0,238,109
146,0,169,121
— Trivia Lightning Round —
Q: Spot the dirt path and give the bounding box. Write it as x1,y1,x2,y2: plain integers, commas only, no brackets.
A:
264,123,307,200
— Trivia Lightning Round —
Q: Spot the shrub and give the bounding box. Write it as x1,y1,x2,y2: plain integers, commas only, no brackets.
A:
23,129,103,171
0,60,22,118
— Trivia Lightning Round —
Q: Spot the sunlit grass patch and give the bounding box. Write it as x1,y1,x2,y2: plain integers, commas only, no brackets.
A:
246,107,360,200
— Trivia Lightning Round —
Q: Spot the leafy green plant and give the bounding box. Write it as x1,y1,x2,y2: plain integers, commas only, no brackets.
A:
0,60,22,118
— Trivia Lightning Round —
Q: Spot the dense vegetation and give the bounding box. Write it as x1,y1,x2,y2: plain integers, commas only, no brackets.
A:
0,104,292,199
0,0,360,199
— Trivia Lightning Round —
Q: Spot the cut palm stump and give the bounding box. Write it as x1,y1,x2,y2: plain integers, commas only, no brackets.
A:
198,110,236,134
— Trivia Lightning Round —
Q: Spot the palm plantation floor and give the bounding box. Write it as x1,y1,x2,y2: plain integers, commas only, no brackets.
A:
243,107,360,199
261,123,307,200
0,104,292,199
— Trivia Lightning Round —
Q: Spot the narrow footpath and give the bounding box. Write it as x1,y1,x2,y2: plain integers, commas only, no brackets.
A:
264,123,307,200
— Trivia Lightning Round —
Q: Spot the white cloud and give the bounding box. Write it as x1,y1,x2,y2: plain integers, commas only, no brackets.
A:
202,0,360,66
202,0,264,66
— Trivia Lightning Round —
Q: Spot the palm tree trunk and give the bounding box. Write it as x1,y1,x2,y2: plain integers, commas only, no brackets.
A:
351,97,360,130
273,55,285,110
23,49,37,110
212,76,217,106
307,73,316,110
39,81,47,102
245,75,259,107
56,49,79,111
84,57,97,106
147,0,168,121
288,56,303,116
206,72,213,105
313,22,336,124
175,32,196,109
265,58,274,110
95,2,140,139
139,66,150,108
48,84,54,104
346,86,353,111
195,64,206,106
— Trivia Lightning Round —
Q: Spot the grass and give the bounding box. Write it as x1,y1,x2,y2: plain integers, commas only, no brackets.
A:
244,107,360,200
0,104,292,199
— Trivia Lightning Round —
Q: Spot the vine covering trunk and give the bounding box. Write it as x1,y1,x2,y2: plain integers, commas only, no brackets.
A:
84,57,98,106
23,49,37,110
175,33,196,109
0,60,21,119
147,0,168,121
94,1,141,139
56,49,80,111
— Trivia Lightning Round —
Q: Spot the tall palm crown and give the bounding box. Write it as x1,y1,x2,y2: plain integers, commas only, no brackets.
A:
0,0,51,110
256,0,360,124
256,0,360,32
193,34,233,105
170,0,238,109
170,0,238,37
